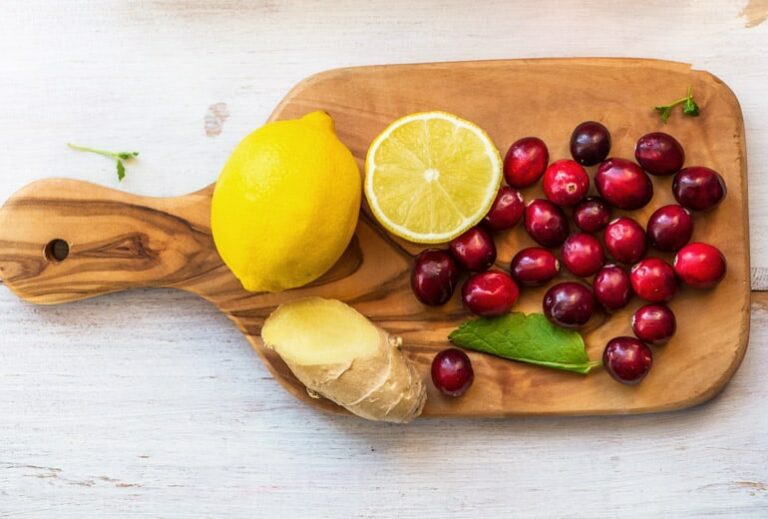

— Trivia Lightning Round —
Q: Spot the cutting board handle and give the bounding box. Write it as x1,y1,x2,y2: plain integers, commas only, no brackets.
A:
0,178,223,304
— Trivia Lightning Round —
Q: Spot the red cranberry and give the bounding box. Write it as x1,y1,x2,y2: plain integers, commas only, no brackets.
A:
603,337,653,385
524,199,570,247
411,249,460,306
635,132,685,176
632,304,676,345
450,226,496,272
561,233,604,277
510,247,560,286
647,205,693,252
673,242,727,288
543,282,595,329
570,121,611,166
504,137,549,188
593,265,632,312
673,167,727,211
604,217,647,264
630,258,678,303
462,271,519,317
483,186,525,231
431,348,474,397
573,196,611,233
542,159,589,206
595,158,653,210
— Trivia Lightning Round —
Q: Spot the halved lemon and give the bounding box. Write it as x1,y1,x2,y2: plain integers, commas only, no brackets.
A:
365,111,502,244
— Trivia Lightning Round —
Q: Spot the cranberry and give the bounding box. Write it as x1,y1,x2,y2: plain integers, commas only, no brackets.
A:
450,226,496,272
647,205,693,252
595,158,653,210
543,282,595,329
573,197,611,233
542,159,589,206
483,186,525,231
524,199,570,248
635,132,685,175
604,217,647,264
593,265,632,311
561,233,604,277
632,304,676,345
673,167,727,211
462,271,519,317
411,249,460,306
431,348,474,397
570,121,611,166
510,247,560,286
673,242,727,288
504,137,549,188
603,337,653,385
630,258,678,303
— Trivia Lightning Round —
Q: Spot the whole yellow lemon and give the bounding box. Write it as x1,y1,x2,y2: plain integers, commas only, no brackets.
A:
211,111,361,293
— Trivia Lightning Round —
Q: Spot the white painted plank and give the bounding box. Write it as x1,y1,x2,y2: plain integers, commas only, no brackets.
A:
1,1,767,517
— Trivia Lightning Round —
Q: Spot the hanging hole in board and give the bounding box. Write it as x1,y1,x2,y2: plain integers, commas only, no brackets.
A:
44,239,70,262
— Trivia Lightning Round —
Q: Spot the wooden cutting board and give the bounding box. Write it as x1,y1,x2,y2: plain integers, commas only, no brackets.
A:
0,58,750,417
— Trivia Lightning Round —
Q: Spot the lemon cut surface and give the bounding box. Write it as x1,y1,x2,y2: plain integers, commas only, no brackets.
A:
365,112,502,243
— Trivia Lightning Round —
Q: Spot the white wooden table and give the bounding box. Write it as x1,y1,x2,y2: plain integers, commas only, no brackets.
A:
1,1,767,517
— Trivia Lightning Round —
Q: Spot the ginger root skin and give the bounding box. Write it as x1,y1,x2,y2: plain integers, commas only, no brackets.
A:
261,298,426,423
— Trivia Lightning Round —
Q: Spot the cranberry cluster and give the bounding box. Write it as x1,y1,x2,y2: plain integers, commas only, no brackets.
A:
416,122,728,393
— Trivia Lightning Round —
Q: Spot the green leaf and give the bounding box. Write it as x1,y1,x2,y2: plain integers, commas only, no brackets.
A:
68,143,138,181
654,105,673,124
654,86,701,123
116,159,125,181
449,312,601,374
683,97,700,117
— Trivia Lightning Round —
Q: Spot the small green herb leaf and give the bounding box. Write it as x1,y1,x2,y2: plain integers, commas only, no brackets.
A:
68,143,139,182
449,312,601,374
653,86,701,123
654,105,674,124
116,160,126,181
683,97,700,117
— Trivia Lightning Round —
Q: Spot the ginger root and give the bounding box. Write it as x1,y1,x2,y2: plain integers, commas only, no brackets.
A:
261,297,426,423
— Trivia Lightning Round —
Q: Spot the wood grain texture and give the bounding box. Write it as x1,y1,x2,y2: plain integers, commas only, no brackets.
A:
0,59,750,418
1,1,767,517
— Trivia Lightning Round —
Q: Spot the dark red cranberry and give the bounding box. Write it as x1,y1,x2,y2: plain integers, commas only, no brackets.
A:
542,159,589,206
504,137,549,188
431,348,474,397
604,217,647,264
647,205,693,252
603,337,653,385
630,258,678,303
673,242,727,288
543,282,595,329
510,247,560,286
449,226,496,272
673,167,727,211
595,158,653,210
570,121,611,166
411,249,460,306
524,199,570,248
573,197,611,233
462,271,519,317
593,265,632,311
635,132,685,175
483,186,525,231
632,304,676,345
561,233,604,277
